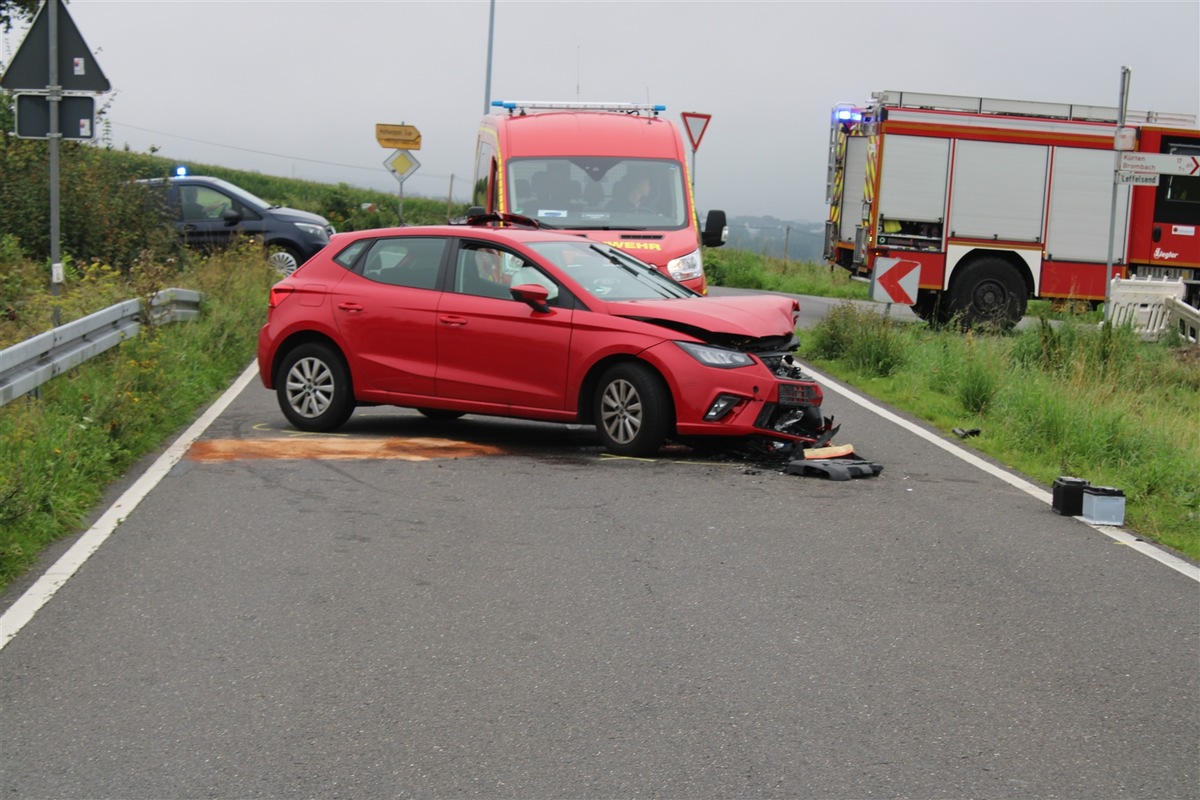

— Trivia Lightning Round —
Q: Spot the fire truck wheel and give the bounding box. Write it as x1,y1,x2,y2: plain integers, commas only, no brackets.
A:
949,258,1027,330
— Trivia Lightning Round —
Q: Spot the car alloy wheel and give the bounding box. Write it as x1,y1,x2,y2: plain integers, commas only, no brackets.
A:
287,356,334,418
595,362,670,457
276,342,354,432
268,246,302,276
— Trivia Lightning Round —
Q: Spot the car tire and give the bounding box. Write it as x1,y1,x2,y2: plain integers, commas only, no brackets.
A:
417,408,465,421
276,342,354,432
267,244,303,276
594,362,671,457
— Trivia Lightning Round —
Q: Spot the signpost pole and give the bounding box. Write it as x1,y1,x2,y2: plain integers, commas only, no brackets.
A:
1104,66,1131,324
48,0,62,325
483,0,495,114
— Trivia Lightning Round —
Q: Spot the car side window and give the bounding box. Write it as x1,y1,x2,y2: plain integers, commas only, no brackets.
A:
334,240,371,269
360,237,446,290
181,186,231,221
453,243,561,304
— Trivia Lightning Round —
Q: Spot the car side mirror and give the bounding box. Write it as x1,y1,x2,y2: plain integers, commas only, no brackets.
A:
466,206,486,218
221,208,241,225
701,209,728,248
510,283,551,313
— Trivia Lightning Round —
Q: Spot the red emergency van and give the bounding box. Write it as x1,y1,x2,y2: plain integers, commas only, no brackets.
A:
471,101,727,294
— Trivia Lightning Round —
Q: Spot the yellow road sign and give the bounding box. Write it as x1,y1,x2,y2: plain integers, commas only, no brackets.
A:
376,123,421,150
384,149,420,182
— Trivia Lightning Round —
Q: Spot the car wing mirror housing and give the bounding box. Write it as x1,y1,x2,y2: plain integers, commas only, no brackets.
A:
510,283,551,312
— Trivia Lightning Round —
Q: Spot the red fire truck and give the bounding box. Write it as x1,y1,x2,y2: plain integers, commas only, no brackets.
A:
825,90,1199,327
471,101,727,294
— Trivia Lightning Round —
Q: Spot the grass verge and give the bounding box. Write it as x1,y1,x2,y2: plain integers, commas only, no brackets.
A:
706,251,869,299
0,244,274,592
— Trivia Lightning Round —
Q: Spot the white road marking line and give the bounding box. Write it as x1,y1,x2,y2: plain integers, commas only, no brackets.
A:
0,363,260,651
805,363,1200,583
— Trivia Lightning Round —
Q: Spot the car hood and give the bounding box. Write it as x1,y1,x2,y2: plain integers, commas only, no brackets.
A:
606,294,798,340
269,206,331,227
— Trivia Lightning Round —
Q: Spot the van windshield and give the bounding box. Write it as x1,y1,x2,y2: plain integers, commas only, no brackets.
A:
527,240,698,300
505,158,688,230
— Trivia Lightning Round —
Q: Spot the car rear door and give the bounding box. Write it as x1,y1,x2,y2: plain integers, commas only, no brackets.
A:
330,236,448,397
434,240,574,410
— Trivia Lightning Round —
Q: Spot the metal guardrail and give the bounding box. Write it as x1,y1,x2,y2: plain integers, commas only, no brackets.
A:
0,288,202,407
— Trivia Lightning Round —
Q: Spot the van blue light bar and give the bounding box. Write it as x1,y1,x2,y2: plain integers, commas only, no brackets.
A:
493,100,666,115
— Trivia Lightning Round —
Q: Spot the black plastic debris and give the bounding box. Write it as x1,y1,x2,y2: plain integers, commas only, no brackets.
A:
784,457,884,481
953,427,981,438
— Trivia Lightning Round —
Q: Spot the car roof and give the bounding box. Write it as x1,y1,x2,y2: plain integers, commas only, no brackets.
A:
330,224,588,248
137,175,215,184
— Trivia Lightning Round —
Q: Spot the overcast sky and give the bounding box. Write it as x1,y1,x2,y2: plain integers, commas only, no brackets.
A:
4,0,1198,222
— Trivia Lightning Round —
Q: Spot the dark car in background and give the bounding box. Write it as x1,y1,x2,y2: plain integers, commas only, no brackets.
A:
257,216,833,457
138,175,335,274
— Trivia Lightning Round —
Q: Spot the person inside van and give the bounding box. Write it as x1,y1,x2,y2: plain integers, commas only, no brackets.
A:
181,186,228,221
609,172,653,212
582,181,606,208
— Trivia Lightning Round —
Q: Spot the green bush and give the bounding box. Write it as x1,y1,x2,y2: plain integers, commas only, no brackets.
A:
806,301,907,377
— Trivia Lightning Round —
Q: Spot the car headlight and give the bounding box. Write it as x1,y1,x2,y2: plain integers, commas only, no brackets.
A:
666,248,704,282
295,222,329,240
676,341,754,369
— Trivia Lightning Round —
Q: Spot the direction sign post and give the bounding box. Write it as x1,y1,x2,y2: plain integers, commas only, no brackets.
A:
0,0,110,325
1115,152,1200,187
1104,67,1132,323
1119,151,1200,177
375,124,421,150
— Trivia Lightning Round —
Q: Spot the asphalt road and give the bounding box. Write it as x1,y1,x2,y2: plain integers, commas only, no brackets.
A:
2,341,1197,797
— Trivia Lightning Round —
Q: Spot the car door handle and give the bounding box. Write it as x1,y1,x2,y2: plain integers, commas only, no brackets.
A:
337,302,364,314
439,315,468,326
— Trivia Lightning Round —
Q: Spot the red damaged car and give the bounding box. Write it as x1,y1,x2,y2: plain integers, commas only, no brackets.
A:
257,217,833,457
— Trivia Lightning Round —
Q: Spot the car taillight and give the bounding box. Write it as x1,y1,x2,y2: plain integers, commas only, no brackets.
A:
268,284,295,310
778,381,822,407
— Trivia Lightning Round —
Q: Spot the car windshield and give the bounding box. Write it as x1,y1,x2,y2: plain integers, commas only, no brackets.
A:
506,157,687,230
527,241,697,301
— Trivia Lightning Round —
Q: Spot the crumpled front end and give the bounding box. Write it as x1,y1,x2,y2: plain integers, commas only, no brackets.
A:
751,349,838,450
653,331,837,452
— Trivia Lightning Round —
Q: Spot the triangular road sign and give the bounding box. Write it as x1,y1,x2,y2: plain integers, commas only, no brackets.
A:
1,0,110,92
680,112,712,151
